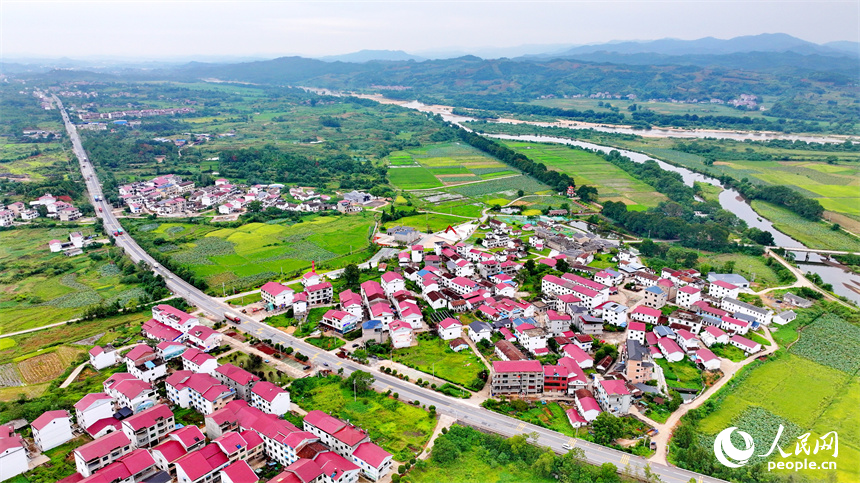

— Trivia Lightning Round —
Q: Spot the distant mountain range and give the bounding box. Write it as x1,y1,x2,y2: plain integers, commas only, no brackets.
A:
317,50,426,63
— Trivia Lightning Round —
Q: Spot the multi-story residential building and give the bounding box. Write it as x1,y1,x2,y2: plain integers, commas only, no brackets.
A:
152,304,199,333
174,443,230,483
600,302,628,327
676,285,701,308
626,321,647,344
490,360,544,396
124,344,167,383
89,345,121,370
75,393,115,431
250,381,291,415
74,431,134,477
321,310,360,334
181,348,219,375
261,282,295,309
0,424,28,482
214,364,260,400
709,280,740,300
643,286,668,309
166,371,236,415
306,282,334,306
187,325,223,352
721,297,773,325
103,373,158,412
623,340,653,384
121,404,175,448
594,379,631,415
31,410,73,451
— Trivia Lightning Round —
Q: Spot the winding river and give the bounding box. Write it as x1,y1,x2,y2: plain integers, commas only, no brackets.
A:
393,101,860,304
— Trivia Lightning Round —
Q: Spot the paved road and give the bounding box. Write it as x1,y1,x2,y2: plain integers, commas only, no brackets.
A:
55,95,724,483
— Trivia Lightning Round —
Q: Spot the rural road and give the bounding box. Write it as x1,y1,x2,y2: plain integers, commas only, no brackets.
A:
56,95,727,483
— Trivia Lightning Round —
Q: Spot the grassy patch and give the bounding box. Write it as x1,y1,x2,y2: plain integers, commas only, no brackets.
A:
710,343,747,362
383,213,467,233
305,336,345,351
750,201,860,251
389,166,443,190
698,252,792,289
392,334,485,390
482,399,577,437
291,374,435,461
655,357,703,390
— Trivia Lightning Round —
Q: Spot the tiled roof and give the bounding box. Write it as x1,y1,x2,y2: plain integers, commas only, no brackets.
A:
492,360,542,373
251,381,287,403
31,410,70,431
75,431,131,462
352,441,392,467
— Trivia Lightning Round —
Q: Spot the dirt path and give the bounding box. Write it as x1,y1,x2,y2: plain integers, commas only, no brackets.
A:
645,329,779,465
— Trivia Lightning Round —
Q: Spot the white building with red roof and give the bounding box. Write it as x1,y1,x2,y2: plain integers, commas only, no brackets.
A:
301,271,321,288
574,389,602,422
175,443,230,483
397,303,423,329
75,393,114,430
214,363,261,400
303,411,371,459
166,370,236,415
692,348,721,371
562,344,593,369
594,379,631,415
124,344,167,383
151,439,189,477
261,282,295,309
541,275,607,309
151,304,198,333
74,431,134,477
700,326,729,347
121,404,174,448
142,319,185,343
709,280,740,300
626,321,647,344
0,424,28,481
437,317,462,340
32,409,73,451
214,430,265,465
187,325,223,352
380,272,404,296
675,329,699,351
730,335,762,354
181,347,219,375
339,290,364,318
77,448,158,483
89,345,120,370
306,282,333,306
351,442,393,481
676,285,701,309
448,276,478,296
103,373,157,412
389,320,414,349
629,305,661,325
321,310,360,334
220,460,259,483
545,310,572,336
600,301,628,327
720,315,751,335
250,381,291,415
657,337,685,363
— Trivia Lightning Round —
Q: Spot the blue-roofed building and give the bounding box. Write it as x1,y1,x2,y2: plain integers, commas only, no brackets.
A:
511,317,537,329
362,319,388,344
644,286,668,309
653,325,676,339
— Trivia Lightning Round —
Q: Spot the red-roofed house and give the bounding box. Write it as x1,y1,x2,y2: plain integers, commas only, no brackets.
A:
169,425,206,452
303,411,370,459
124,344,167,383
321,310,360,334
565,408,588,429
151,440,188,477
676,285,701,309
692,348,721,371
562,344,593,369
121,404,174,448
151,304,198,333
720,315,751,336
214,363,261,400
675,329,699,351
78,448,158,483
166,371,236,415
89,345,120,370
272,458,324,483
306,282,333,306
546,310,572,336
380,272,405,296
491,360,544,395
187,325,223,352
221,460,259,483
74,431,134,477
250,381,291,415
629,305,661,325
32,410,73,451
351,442,393,481
312,450,360,483
339,290,364,318
594,379,631,415
626,321,647,344
700,326,729,347
657,337,685,363
730,335,762,354
261,282,295,309
75,393,114,431
437,317,462,340
182,348,219,375
174,443,230,483
0,425,27,481
709,280,740,300
214,431,265,464
574,389,602,422
142,319,185,343
103,373,157,412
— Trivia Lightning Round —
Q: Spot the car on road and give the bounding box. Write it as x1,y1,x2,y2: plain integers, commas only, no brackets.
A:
225,314,241,323
302,365,311,370
562,443,573,450
264,360,270,363
323,362,329,367
351,343,360,348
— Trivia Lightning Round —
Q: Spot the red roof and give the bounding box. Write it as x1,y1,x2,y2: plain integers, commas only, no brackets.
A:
216,363,260,386
731,335,760,349
704,326,727,338
152,440,187,463
261,282,293,296
189,325,220,341
658,337,684,355
170,425,205,449
563,345,592,365
304,410,346,435
75,431,131,462
631,305,661,318
306,282,332,292
122,404,173,431
712,280,738,290
438,317,461,329
566,408,587,425
352,441,392,467
221,460,258,483
251,381,287,403
492,360,542,374
214,431,247,455
88,346,104,356
84,417,122,438
286,458,324,483
627,321,646,332
31,410,70,431
695,348,719,363
124,344,154,362
562,273,607,292
600,379,630,396
679,285,701,294
153,304,196,323
175,443,229,481
381,271,403,283
74,393,111,411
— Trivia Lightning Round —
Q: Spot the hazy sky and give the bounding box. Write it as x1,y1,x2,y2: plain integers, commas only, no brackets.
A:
2,0,858,59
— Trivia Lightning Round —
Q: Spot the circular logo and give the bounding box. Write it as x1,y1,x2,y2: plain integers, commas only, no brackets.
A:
714,427,755,468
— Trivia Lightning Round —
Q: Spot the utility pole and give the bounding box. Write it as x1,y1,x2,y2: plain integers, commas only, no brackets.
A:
353,378,357,402
222,282,225,298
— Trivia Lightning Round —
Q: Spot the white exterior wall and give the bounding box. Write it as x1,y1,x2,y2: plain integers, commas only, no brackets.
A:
33,417,73,451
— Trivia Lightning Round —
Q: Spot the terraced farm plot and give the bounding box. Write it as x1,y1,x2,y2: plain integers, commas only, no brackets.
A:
17,346,84,384
450,175,550,199
389,142,519,187
0,228,143,333
503,141,666,207
134,214,375,294
388,166,443,189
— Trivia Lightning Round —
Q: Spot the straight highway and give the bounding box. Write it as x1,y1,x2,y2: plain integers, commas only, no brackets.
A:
55,95,723,483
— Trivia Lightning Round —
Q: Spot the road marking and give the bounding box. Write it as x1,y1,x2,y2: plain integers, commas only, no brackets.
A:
311,353,320,360
336,361,343,366
567,438,576,447
516,422,525,431
619,455,630,466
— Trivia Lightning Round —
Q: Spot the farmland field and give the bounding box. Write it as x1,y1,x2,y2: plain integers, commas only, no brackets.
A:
0,228,144,333
502,141,666,208
750,201,860,251
388,166,443,190
693,313,860,482
697,252,792,289
530,97,774,120
382,213,468,233
131,213,375,294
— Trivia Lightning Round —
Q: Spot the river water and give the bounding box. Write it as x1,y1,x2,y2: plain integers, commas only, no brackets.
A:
391,99,860,303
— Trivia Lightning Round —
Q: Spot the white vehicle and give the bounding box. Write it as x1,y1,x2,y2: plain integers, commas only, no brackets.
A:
562,443,573,451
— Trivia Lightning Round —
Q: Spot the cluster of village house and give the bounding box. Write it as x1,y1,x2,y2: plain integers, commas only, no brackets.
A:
0,303,392,483
78,108,196,122
265,218,798,431
47,231,97,257
118,174,374,217
0,193,82,227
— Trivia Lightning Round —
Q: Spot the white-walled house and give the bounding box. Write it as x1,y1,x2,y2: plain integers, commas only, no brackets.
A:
629,305,661,325
709,280,740,300
700,326,729,347
380,272,405,296
437,317,463,340
31,410,73,451
75,393,115,431
89,345,121,370
0,424,28,482
250,381,291,415
260,282,295,309
676,285,701,308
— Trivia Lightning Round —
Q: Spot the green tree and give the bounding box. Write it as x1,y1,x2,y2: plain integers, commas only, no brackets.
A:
344,370,375,394
343,263,360,287
556,258,570,273
592,412,623,445
431,436,460,464
534,451,556,477
247,200,263,212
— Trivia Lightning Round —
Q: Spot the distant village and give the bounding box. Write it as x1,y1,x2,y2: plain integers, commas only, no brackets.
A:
0,193,83,227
